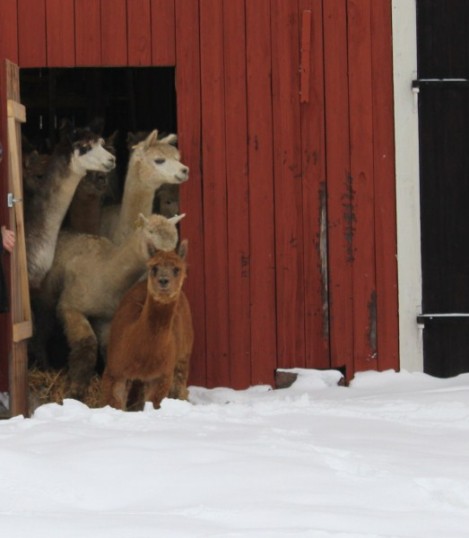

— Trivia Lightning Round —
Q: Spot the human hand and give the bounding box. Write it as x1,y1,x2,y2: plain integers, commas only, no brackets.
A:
1,226,15,253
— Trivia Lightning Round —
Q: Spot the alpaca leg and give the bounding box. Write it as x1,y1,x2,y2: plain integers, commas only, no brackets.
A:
101,372,128,410
28,295,56,369
93,319,111,363
144,374,173,409
169,356,190,400
58,304,98,400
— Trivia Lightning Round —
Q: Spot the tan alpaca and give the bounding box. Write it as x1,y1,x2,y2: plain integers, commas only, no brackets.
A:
102,241,193,410
39,213,185,398
25,120,116,289
100,130,189,244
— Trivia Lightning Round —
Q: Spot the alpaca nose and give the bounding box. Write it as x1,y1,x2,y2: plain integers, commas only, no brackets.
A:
107,155,116,169
159,277,169,288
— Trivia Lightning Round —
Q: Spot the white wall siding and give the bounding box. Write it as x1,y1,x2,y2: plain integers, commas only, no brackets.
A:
392,0,423,372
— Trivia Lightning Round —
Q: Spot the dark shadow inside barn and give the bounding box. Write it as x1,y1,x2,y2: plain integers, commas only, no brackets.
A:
20,67,179,386
21,67,177,202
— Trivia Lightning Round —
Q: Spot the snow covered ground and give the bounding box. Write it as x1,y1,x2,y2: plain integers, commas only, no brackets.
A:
1,368,468,538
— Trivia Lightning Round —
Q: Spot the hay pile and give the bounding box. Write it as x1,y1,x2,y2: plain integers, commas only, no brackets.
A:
28,368,103,412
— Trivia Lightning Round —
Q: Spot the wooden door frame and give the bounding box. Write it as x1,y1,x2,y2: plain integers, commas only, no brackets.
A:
392,0,423,372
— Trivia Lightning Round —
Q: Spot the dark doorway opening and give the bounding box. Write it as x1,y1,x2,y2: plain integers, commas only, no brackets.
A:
19,67,179,386
20,67,177,194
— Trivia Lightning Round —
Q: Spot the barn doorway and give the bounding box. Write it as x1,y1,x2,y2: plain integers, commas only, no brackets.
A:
20,67,177,201
417,0,469,377
19,66,179,396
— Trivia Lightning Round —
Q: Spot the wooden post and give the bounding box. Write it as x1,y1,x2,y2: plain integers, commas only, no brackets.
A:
6,59,31,417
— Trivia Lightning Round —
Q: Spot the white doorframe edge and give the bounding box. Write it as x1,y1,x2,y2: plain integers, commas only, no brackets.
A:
392,0,423,372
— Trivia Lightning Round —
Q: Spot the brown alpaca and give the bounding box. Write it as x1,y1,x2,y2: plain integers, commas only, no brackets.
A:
102,241,193,410
35,213,184,397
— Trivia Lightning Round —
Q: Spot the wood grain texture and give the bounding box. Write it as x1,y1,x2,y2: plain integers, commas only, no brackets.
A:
18,0,46,67
46,0,75,66
199,0,230,387
371,0,399,372
271,0,306,368
101,0,128,65
127,0,152,65
246,0,277,385
323,0,354,378
151,0,176,65
175,0,206,386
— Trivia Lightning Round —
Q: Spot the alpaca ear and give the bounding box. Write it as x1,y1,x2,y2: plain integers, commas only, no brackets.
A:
59,118,74,142
168,213,186,225
178,239,188,261
146,241,157,259
136,213,148,228
106,130,119,148
143,130,159,149
160,133,178,146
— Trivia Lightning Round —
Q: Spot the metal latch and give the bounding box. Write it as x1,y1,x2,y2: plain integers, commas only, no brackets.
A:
7,192,22,207
417,313,469,327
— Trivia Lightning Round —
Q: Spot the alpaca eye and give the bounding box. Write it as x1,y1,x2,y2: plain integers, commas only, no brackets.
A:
78,145,89,155
154,158,166,165
151,266,159,277
173,267,180,277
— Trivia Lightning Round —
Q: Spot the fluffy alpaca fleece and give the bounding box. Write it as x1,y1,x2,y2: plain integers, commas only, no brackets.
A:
25,119,116,289
34,213,185,398
100,130,189,244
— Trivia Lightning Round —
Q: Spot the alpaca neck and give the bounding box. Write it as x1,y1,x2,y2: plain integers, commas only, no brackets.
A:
115,159,163,242
103,231,149,297
44,166,85,237
142,297,177,336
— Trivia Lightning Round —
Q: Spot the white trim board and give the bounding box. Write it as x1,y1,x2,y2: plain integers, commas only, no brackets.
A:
392,0,423,372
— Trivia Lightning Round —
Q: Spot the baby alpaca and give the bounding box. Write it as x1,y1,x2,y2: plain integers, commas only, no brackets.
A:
102,241,193,410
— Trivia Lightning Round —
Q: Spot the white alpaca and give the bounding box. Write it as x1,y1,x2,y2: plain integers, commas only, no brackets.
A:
25,120,116,289
100,130,189,244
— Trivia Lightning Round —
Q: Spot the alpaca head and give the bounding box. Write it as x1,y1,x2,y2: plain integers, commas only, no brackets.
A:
146,240,188,304
130,130,189,188
78,131,119,197
23,150,50,193
136,212,186,258
58,119,116,176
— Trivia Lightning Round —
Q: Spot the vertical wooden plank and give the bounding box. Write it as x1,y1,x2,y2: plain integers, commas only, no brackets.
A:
101,0,128,65
245,0,277,385
128,0,152,66
0,4,18,391
151,0,176,66
18,0,47,67
299,0,330,369
46,0,75,67
199,0,230,387
347,0,377,373
0,0,19,63
6,61,31,416
323,0,354,378
271,0,306,368
175,0,206,387
223,0,251,388
75,0,101,65
371,0,399,372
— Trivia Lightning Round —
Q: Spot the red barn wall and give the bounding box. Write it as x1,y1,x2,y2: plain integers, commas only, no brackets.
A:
0,0,398,392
